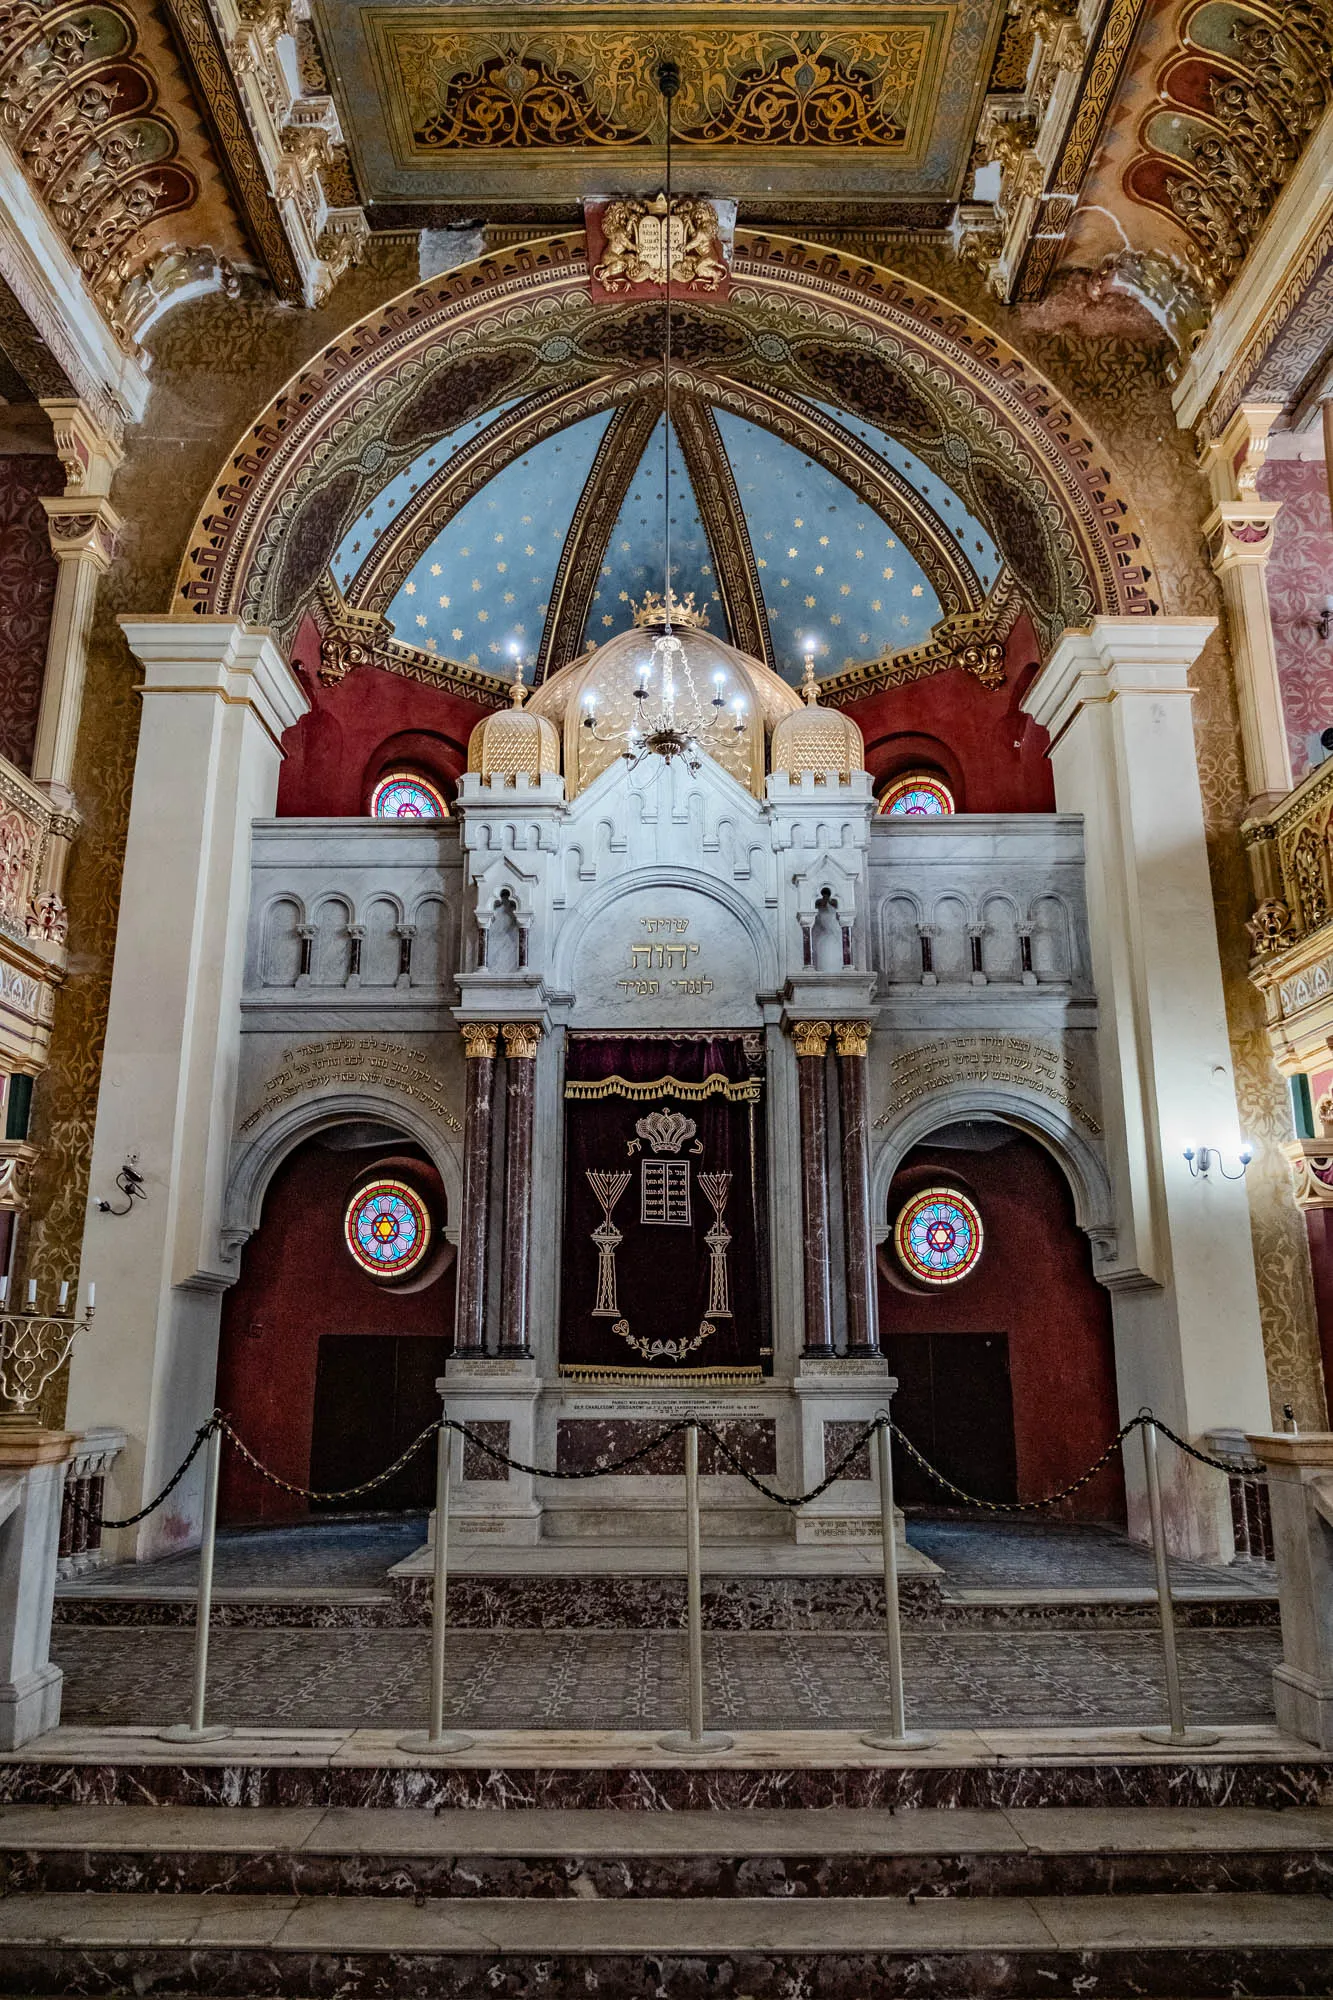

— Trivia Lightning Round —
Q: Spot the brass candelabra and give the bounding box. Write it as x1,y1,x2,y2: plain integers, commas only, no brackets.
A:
0,1279,96,1429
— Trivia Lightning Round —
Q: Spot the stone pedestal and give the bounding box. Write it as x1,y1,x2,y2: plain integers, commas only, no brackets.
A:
792,1356,912,1550
1247,1432,1333,1749
0,1420,76,1748
435,1356,542,1549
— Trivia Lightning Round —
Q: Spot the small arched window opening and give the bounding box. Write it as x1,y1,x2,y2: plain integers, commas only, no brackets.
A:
370,772,449,820
878,772,955,817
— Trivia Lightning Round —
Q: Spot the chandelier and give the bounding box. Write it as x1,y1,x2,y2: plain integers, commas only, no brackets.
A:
580,58,748,775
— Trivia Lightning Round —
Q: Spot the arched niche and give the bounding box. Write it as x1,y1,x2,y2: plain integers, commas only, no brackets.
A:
556,867,776,1029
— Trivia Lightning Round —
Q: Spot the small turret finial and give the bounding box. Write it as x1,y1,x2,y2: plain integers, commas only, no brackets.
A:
801,652,819,705
509,654,527,707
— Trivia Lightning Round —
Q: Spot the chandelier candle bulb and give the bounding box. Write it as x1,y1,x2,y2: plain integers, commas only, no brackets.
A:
25,1280,35,1308
57,1283,68,1310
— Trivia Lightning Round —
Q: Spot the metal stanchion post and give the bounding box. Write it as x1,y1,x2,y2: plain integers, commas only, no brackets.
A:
863,1416,935,1750
400,1419,474,1754
660,1423,733,1753
161,1419,231,1743
1139,1415,1219,1748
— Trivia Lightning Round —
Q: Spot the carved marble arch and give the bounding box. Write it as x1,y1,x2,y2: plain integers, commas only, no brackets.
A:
174,230,1158,655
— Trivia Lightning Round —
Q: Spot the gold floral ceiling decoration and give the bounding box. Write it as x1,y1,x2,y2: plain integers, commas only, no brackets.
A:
312,0,1005,209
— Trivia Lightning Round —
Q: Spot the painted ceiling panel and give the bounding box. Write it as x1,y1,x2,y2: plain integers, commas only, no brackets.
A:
810,400,1002,589
331,405,520,591
712,408,942,678
582,417,722,651
384,411,614,666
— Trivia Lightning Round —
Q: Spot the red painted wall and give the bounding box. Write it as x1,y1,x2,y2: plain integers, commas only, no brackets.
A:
216,1136,455,1523
276,613,492,817
846,612,1054,814
881,1131,1125,1522
0,454,62,774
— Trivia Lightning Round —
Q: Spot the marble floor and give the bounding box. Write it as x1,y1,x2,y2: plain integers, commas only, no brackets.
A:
50,1624,1281,1732
65,1514,1277,1599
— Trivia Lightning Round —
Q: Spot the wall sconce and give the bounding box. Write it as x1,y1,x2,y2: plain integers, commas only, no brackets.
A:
1182,1140,1253,1181
97,1155,146,1215
1319,595,1333,643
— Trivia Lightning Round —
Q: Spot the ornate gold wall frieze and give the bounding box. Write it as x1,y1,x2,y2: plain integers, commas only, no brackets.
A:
791,1019,833,1059
1203,206,1333,438
878,1034,1101,1134
378,16,936,161
238,1036,463,1133
1122,0,1333,304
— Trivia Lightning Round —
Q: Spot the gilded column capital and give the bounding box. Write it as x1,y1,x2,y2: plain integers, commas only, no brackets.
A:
502,1021,543,1060
40,496,122,572
791,1019,833,1059
833,1020,872,1059
460,1022,500,1061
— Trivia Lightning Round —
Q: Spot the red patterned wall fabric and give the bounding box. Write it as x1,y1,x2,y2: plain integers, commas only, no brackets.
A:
0,455,60,775
1258,460,1333,782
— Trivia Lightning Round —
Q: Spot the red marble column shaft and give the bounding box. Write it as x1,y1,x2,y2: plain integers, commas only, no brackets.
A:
454,1023,498,1354
793,1020,834,1356
836,1021,879,1358
498,1021,541,1358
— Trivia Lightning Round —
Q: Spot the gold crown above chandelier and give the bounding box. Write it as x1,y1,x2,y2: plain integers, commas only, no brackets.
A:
631,587,710,633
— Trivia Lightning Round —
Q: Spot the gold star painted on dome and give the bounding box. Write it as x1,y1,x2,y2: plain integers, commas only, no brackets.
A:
819,536,829,547
912,584,923,597
404,581,416,595
430,564,441,577
461,547,470,557
601,565,612,577
521,515,532,526
788,546,798,558
471,578,482,590
757,557,768,568
839,584,851,596
494,532,504,543
815,564,824,575
525,545,535,556
602,614,614,626
452,627,463,640
416,614,426,627
794,517,804,527
872,599,882,612
426,637,437,652
855,550,864,559
438,594,450,608
503,591,515,603
804,595,817,608
619,540,630,553
497,562,507,574
886,538,897,549
899,613,910,625
780,578,790,588
831,613,842,625
883,568,895,580
619,591,629,601
478,610,489,622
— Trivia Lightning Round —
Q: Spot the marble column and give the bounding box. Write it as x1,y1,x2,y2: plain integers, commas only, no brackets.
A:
0,1418,76,1747
835,1019,879,1358
792,1019,834,1356
454,1023,499,1356
1202,402,1291,812
1246,1431,1333,1749
498,1021,541,1358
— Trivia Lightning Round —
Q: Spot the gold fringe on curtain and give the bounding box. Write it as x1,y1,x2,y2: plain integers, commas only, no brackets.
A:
564,1073,761,1103
558,1365,764,1385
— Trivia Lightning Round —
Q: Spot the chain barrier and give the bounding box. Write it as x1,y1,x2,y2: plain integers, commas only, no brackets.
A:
101,1416,221,1530
98,1404,1268,1532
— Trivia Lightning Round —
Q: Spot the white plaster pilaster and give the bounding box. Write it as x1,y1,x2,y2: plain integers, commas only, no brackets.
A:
1024,617,1271,1558
1201,404,1292,811
66,619,308,1560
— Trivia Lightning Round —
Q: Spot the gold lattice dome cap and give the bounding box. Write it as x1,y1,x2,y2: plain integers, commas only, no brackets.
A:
467,666,561,782
770,656,866,776
528,616,801,800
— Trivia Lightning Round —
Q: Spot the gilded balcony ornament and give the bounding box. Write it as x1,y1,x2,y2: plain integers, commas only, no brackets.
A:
1246,898,1296,957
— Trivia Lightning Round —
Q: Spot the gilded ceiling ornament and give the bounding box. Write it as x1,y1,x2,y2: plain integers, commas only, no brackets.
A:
592,194,727,293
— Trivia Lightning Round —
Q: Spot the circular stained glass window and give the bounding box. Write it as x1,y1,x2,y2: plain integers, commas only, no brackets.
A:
371,772,448,820
879,774,955,817
894,1186,983,1285
345,1178,431,1278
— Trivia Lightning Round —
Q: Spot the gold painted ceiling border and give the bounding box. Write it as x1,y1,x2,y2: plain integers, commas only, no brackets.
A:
671,395,775,672
820,573,1021,705
312,573,509,705
538,395,664,681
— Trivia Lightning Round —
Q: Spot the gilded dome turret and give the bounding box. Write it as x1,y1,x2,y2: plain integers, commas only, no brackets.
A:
770,655,866,779
467,661,560,783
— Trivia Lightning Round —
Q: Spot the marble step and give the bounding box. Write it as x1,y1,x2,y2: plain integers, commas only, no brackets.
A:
1,1889,1332,1996
2,1804,1331,1900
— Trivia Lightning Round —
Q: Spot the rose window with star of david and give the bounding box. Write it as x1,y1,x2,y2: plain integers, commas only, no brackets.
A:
344,1178,431,1278
894,1186,983,1285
